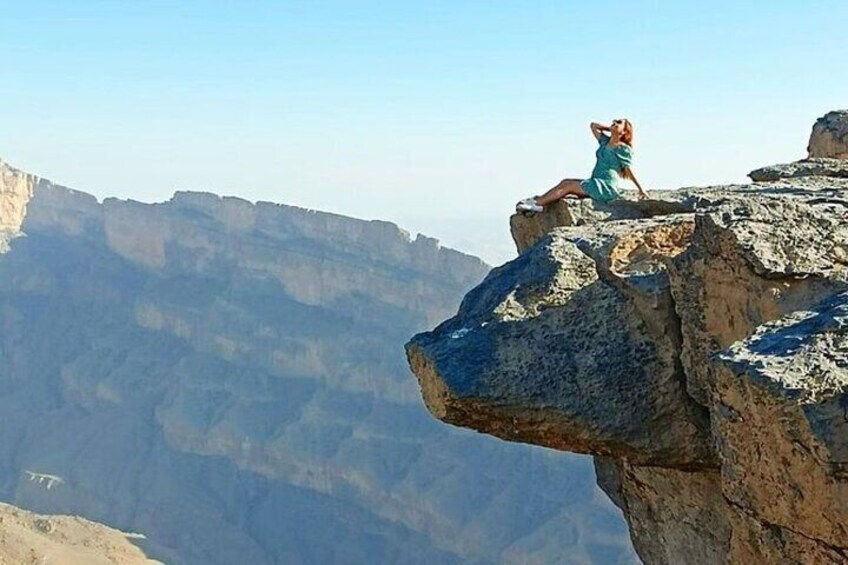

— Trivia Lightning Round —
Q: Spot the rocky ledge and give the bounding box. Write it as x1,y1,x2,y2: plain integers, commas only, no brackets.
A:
406,111,848,563
0,502,158,565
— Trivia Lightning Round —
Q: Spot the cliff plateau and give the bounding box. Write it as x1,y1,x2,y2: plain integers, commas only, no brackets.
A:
407,111,848,563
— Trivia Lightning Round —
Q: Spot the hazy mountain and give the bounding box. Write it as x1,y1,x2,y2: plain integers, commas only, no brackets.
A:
0,158,635,564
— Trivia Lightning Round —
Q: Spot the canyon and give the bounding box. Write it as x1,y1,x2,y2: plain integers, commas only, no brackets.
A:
0,156,634,563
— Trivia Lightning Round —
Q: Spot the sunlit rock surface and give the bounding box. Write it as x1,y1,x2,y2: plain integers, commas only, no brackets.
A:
408,216,713,469
407,111,848,563
0,158,636,563
715,292,848,550
809,109,848,159
0,502,159,565
749,157,848,181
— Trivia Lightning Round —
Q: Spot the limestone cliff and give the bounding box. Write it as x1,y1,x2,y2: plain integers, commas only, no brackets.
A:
0,157,35,252
407,111,848,563
0,158,636,563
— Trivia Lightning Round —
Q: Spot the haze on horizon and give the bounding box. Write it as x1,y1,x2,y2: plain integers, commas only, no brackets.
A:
2,1,846,264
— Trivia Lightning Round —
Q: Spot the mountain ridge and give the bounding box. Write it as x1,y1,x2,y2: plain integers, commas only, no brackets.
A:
0,155,635,563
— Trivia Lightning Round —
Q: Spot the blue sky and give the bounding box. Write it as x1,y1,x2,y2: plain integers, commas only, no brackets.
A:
2,1,846,263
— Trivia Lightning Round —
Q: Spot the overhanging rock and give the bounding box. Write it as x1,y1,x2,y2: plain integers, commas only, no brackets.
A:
407,111,848,563
407,215,715,469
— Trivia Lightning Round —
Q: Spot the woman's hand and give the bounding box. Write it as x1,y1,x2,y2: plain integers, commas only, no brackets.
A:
590,122,610,140
622,167,649,200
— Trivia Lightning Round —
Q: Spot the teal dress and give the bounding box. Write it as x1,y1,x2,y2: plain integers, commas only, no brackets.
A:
579,134,633,202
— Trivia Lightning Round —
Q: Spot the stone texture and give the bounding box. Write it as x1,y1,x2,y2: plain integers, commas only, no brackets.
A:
509,194,692,254
407,114,848,564
0,501,159,565
714,292,848,550
726,510,848,564
669,187,848,405
749,158,848,181
809,110,848,159
595,458,730,565
408,215,714,468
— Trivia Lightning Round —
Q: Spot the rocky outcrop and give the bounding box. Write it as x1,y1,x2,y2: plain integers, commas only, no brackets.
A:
408,216,713,469
0,158,636,563
809,110,848,159
407,111,848,563
0,502,159,565
508,196,691,254
714,292,848,550
0,159,35,232
0,158,35,252
749,158,848,181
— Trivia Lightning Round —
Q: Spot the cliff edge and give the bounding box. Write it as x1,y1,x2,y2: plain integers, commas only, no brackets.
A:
406,110,848,563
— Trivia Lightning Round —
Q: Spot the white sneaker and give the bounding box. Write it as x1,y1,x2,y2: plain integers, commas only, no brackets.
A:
515,198,543,214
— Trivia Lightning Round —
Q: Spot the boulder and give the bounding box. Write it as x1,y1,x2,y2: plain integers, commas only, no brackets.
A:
809,110,848,159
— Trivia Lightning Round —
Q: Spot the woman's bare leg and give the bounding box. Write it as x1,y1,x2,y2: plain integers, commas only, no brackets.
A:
535,179,588,206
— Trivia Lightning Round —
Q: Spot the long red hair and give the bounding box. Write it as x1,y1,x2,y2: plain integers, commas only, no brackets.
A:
620,119,634,146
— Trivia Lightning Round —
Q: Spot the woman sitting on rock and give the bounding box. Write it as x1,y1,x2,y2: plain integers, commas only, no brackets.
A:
516,119,648,213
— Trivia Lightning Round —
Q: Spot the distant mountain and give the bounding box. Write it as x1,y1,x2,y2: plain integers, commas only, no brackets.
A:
0,158,635,564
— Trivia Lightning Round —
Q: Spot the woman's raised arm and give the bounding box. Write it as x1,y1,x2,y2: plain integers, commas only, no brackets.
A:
590,122,609,141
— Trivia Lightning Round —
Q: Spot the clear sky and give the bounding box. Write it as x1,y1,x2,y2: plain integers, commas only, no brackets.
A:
2,1,846,264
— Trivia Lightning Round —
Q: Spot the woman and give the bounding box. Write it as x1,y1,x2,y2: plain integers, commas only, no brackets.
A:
516,119,648,213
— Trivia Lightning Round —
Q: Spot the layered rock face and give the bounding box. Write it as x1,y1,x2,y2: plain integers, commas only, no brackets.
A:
407,112,848,563
0,158,636,563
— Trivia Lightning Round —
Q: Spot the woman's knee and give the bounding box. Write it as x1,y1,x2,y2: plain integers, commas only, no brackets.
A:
565,180,589,198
